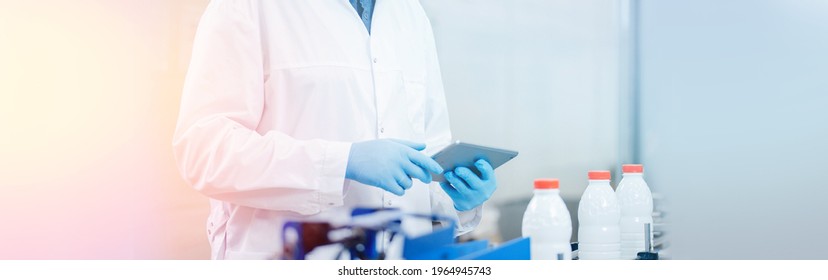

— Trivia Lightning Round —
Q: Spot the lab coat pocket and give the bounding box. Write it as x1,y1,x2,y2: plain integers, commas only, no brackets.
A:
404,80,427,137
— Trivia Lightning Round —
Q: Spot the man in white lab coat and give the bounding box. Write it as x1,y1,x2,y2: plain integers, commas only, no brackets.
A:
173,0,498,259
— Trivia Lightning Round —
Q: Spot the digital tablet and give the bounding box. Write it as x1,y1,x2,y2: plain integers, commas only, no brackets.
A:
430,141,519,182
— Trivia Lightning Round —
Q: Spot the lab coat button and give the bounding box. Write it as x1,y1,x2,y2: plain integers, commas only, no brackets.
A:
373,57,378,63
380,127,385,133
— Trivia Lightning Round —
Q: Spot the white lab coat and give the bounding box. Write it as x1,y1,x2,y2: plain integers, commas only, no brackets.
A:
173,0,481,260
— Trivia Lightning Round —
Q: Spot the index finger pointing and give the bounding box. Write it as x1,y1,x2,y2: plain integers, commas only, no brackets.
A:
407,150,444,175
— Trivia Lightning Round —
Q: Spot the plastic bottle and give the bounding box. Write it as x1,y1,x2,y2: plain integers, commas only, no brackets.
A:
577,170,621,260
522,178,572,260
616,164,654,259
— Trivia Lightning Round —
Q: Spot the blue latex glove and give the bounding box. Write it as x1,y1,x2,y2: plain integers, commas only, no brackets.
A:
346,139,444,196
440,159,497,211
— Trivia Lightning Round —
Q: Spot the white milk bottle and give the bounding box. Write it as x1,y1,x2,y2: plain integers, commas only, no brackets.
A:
577,170,621,260
616,164,654,259
522,178,572,260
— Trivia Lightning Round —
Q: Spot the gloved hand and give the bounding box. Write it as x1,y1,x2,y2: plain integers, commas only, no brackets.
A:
346,139,444,196
440,159,497,211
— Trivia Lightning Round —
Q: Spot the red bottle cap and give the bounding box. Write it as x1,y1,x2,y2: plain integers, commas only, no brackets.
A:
622,164,644,173
588,170,611,180
534,178,560,189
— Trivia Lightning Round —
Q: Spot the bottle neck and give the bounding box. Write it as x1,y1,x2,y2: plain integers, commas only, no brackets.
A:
588,179,611,186
622,173,643,178
534,188,560,195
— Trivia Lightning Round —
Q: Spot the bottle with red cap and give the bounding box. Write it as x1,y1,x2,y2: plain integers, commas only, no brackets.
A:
616,164,654,259
577,170,621,260
522,178,572,260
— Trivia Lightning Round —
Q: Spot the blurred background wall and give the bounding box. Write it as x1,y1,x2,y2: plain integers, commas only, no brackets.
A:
637,0,828,259
0,0,210,259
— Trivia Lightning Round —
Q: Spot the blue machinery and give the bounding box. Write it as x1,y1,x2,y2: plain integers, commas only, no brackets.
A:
281,208,530,260
281,208,658,260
